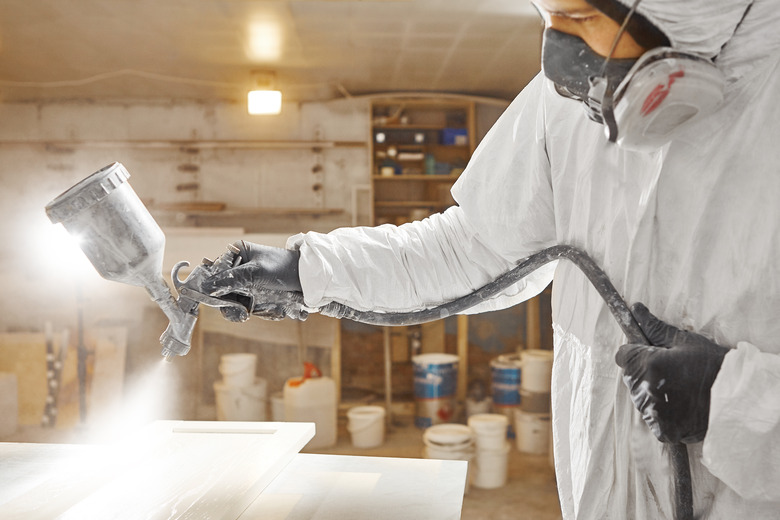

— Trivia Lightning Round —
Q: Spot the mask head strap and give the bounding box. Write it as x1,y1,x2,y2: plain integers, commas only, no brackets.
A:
586,0,643,142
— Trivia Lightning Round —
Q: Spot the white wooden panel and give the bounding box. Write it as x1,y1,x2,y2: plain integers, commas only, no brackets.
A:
0,420,314,520
239,454,468,520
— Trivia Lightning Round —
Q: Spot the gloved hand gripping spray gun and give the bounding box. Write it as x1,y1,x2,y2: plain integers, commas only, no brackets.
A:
45,162,255,362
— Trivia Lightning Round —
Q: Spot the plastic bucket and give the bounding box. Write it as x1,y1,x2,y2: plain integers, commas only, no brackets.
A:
412,353,459,429
219,353,257,388
423,424,475,493
214,378,267,421
519,349,553,393
490,354,522,406
472,442,510,489
519,389,551,414
423,423,474,451
347,405,386,448
468,413,509,451
514,409,551,455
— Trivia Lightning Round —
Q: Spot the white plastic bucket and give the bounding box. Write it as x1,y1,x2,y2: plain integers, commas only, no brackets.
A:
514,409,551,455
422,424,475,493
472,442,510,489
347,405,386,448
270,391,285,421
412,353,459,428
519,349,553,393
214,378,267,421
468,413,508,451
219,353,257,388
423,423,474,451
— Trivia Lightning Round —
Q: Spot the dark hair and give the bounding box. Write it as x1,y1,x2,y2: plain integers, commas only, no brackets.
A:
586,0,671,49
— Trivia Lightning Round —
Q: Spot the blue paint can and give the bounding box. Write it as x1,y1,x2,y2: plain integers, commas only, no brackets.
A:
413,353,459,429
491,354,522,406
491,354,522,438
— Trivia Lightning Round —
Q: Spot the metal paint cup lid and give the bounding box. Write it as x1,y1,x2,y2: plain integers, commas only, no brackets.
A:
45,162,130,224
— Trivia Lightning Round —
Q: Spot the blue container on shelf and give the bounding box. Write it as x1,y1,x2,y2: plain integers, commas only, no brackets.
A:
440,128,469,146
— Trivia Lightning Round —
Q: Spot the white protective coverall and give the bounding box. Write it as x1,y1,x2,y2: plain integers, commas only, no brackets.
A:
288,0,780,517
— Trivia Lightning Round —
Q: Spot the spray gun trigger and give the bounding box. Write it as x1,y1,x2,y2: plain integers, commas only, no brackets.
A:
171,261,191,294
170,260,252,322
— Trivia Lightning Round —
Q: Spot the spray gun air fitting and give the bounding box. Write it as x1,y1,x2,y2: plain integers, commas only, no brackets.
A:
44,162,252,362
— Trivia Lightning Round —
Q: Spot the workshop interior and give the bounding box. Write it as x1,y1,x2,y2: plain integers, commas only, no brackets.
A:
2,1,582,519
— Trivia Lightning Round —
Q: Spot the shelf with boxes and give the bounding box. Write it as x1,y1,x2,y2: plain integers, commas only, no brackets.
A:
370,98,475,226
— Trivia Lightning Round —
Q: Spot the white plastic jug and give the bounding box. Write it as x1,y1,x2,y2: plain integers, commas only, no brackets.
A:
284,362,337,450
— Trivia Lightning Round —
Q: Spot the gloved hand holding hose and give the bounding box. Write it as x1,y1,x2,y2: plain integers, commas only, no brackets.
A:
616,303,731,444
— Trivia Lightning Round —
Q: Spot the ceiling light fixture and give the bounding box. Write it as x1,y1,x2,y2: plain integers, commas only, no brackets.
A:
248,71,282,115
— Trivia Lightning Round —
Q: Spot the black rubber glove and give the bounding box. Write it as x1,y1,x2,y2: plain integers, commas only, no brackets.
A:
615,303,730,444
201,240,305,322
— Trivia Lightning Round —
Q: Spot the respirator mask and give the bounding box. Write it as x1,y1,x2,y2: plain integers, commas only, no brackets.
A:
541,0,726,152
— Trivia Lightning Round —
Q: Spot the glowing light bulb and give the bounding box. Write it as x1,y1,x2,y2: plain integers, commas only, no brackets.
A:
247,89,282,115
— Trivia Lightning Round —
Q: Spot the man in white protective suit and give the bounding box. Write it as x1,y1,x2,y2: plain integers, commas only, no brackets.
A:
203,0,780,518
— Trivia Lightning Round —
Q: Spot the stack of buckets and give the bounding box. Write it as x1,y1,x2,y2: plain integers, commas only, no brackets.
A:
468,413,511,489
214,353,267,421
490,354,522,438
515,349,554,455
412,353,459,429
422,423,475,492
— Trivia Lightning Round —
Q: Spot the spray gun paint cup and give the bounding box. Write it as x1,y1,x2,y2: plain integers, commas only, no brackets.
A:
44,162,196,360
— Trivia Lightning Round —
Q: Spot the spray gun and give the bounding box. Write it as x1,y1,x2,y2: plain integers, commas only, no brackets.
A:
45,162,254,362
